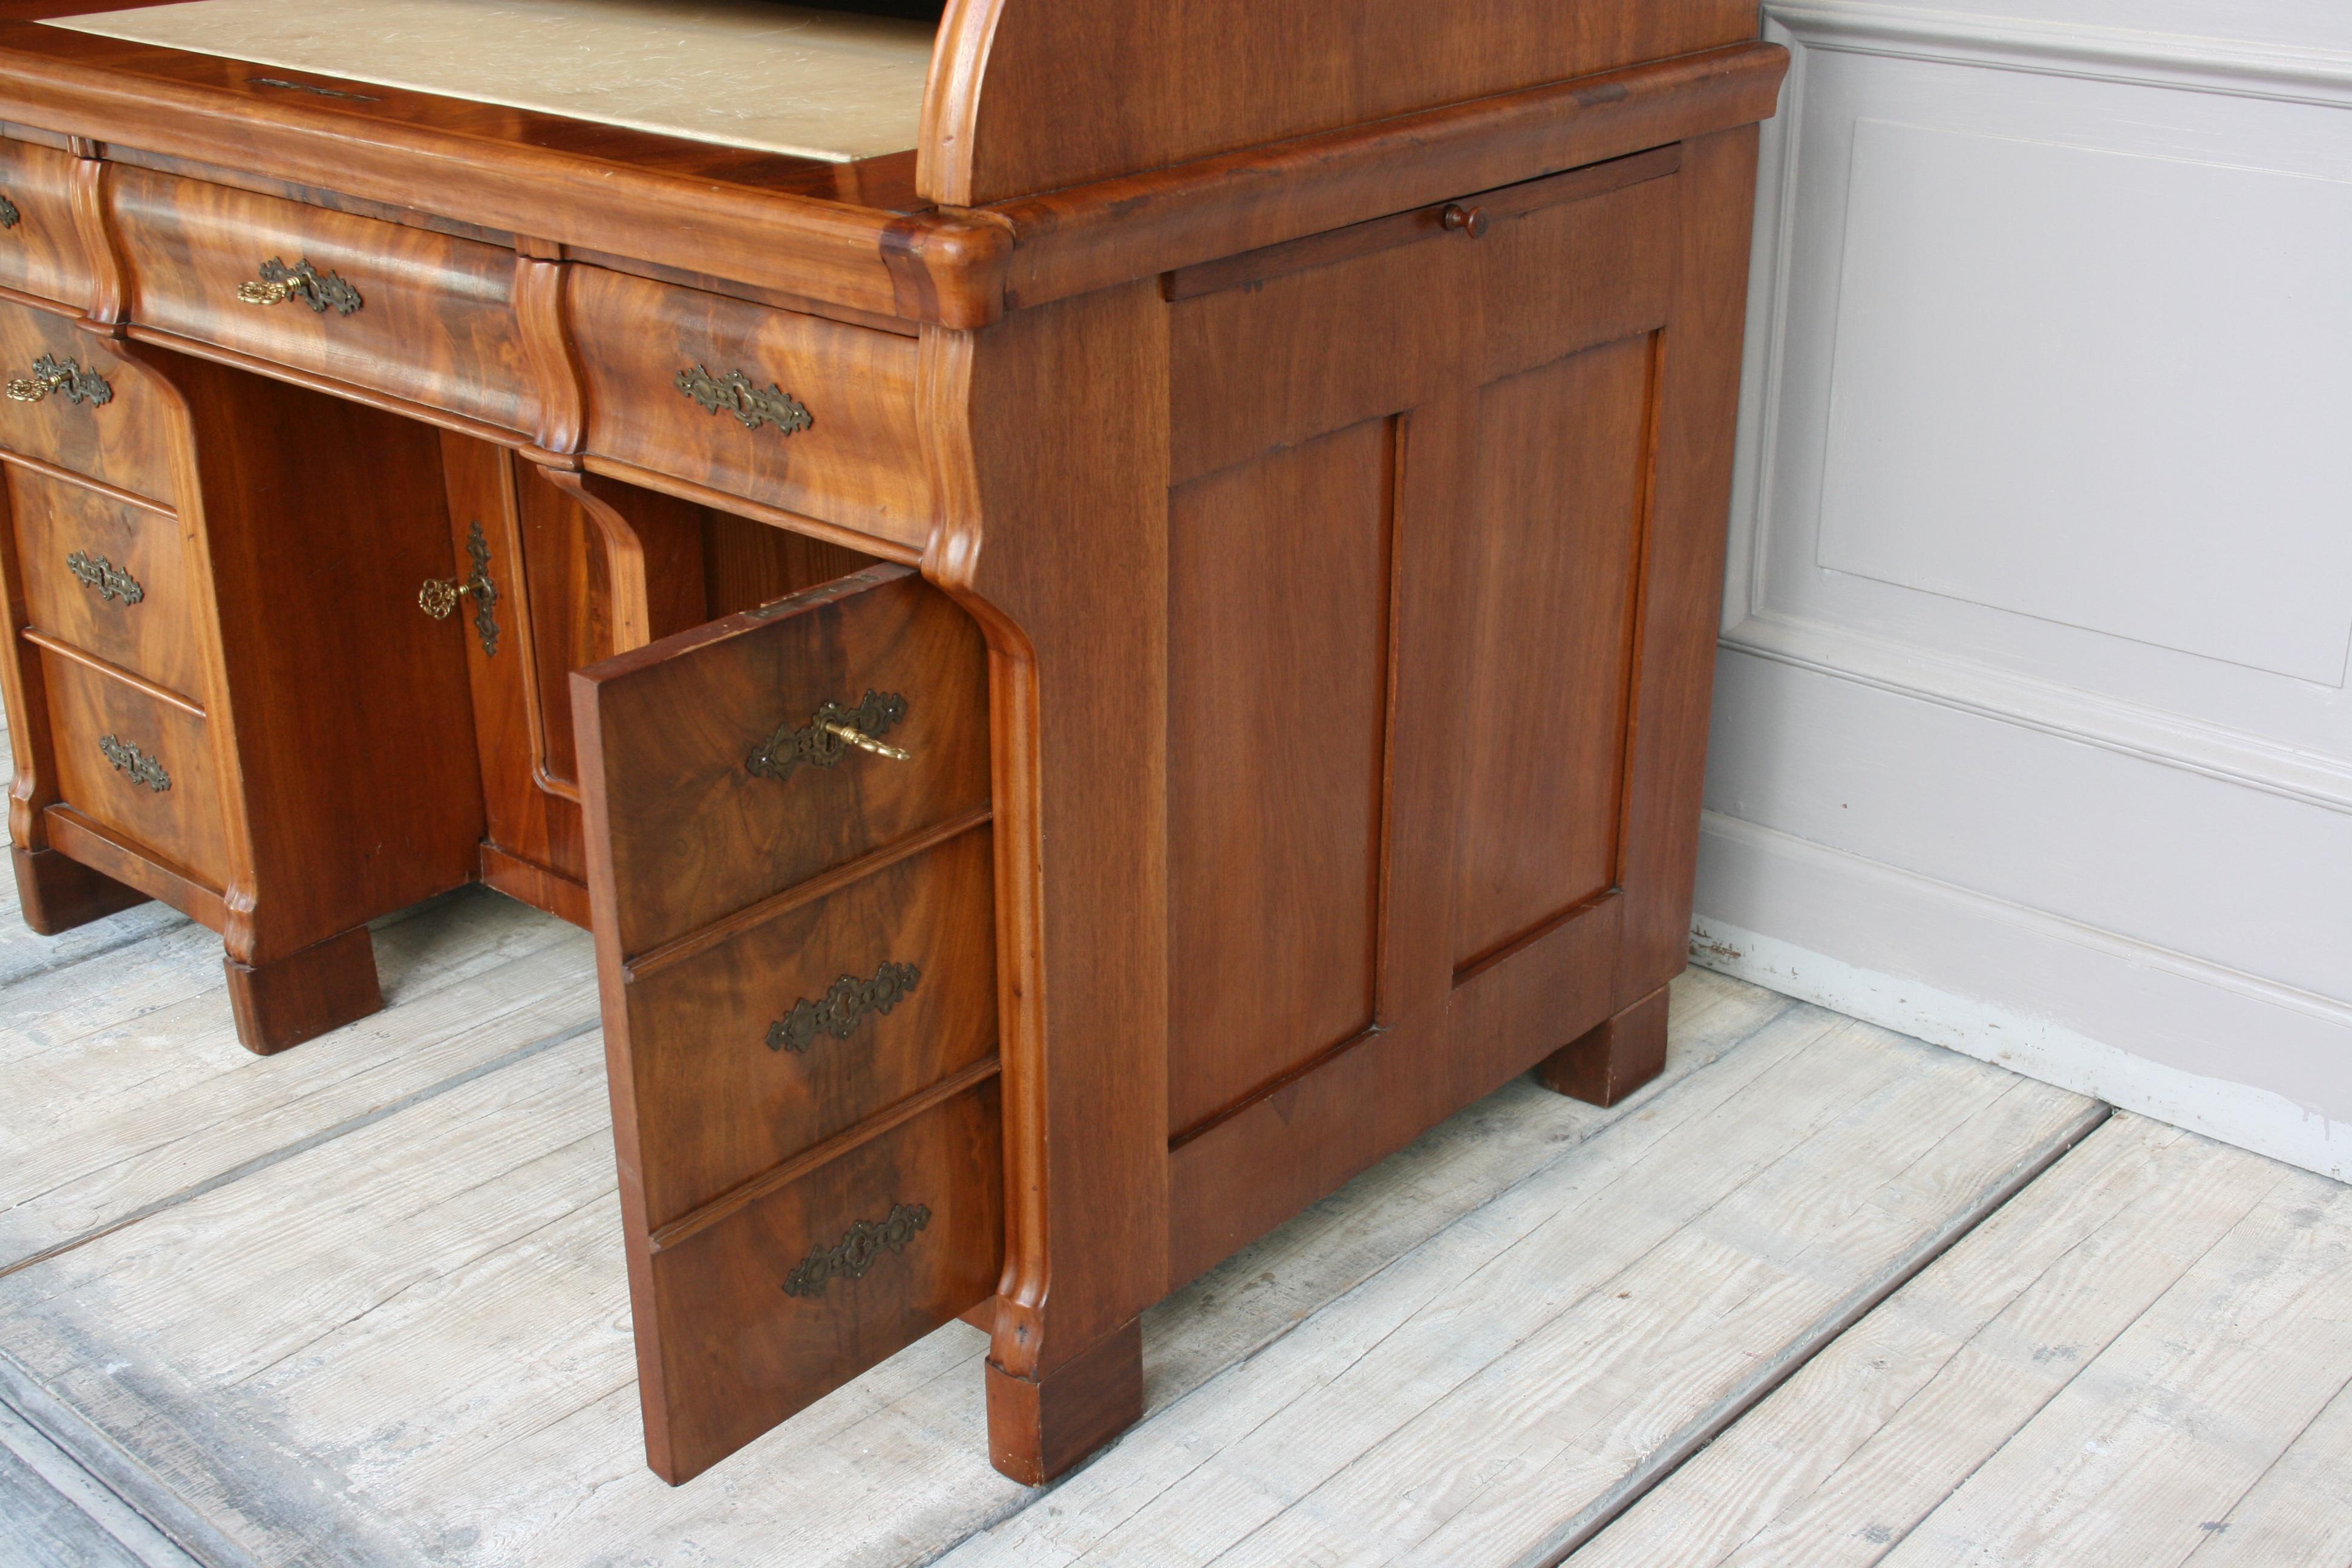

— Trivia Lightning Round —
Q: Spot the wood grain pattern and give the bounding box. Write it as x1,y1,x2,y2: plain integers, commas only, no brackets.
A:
111,164,535,433
7,461,201,702
154,351,485,967
927,3,1759,204
570,265,930,549
38,641,224,888
621,821,996,1227
575,563,989,960
1449,335,1653,971
1166,419,1391,1137
0,298,173,502
637,1077,1004,1483
921,281,1171,1467
0,133,89,308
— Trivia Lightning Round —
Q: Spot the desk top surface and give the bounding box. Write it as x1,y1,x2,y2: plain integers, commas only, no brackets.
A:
45,0,933,163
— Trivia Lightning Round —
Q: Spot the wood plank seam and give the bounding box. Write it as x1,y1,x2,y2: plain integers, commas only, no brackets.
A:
1520,1099,2115,1568
0,1012,598,1282
1860,1158,2312,1564
0,1393,205,1568
0,1368,255,1568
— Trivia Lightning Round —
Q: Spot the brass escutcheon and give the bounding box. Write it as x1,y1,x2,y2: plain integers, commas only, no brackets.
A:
418,521,500,656
238,256,363,315
782,1203,931,1299
766,960,922,1054
7,354,112,407
98,734,169,792
67,550,143,604
0,192,19,230
675,363,812,437
747,690,911,780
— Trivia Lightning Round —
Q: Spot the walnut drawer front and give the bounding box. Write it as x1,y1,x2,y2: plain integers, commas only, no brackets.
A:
110,168,536,434
8,465,203,702
635,1077,1002,1484
0,304,175,504
570,266,930,549
574,562,990,959
0,139,91,309
574,560,1000,1484
41,647,226,890
615,823,997,1229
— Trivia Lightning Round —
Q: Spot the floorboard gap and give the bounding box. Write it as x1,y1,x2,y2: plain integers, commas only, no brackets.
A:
1521,1099,2115,1568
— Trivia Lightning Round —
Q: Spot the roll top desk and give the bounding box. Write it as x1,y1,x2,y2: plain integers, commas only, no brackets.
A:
0,0,1786,1485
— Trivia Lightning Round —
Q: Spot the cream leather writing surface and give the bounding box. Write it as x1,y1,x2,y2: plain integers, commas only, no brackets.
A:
47,0,933,162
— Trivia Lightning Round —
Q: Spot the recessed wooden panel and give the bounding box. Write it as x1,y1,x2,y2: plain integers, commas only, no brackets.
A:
1449,335,1655,972
570,265,930,547
1166,418,1392,1135
622,823,998,1227
112,165,536,433
8,465,201,701
0,136,91,308
638,1077,1002,1484
0,303,176,503
42,645,226,889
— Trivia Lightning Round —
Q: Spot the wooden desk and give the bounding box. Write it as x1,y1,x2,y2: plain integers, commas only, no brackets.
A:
0,0,1786,1486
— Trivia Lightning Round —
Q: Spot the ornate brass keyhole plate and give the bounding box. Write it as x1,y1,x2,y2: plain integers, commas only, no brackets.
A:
782,1203,932,1299
237,256,364,315
6,354,112,406
67,551,143,604
99,734,169,792
766,960,922,1054
747,690,910,780
675,363,812,437
417,520,500,656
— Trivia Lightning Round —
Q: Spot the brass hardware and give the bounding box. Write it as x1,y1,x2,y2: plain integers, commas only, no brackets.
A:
237,256,363,316
747,689,909,780
98,734,169,792
66,550,143,604
418,521,500,656
1441,203,1489,238
819,722,911,761
766,961,922,1054
0,193,19,229
675,363,813,437
782,1202,931,1299
7,354,112,406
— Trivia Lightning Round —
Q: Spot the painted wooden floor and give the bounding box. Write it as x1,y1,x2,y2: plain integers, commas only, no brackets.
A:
1,861,2346,1566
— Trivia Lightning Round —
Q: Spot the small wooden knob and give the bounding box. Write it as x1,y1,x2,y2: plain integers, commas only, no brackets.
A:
1441,203,1489,238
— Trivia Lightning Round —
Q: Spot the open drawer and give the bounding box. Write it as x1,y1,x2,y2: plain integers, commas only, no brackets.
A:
572,561,1001,1484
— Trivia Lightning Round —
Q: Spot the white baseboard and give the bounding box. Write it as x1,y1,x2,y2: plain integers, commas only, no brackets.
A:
1693,811,2352,1183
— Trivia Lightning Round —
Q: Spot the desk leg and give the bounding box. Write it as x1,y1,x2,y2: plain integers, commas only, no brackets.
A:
223,925,382,1056
986,1318,1144,1486
1534,982,1671,1107
11,844,148,933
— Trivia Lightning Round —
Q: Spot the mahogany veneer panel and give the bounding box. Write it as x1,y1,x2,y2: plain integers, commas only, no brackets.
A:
7,462,201,700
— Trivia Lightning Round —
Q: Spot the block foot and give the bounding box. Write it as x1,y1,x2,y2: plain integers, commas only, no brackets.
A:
1534,982,1670,1107
224,925,382,1056
985,1316,1143,1485
11,844,149,934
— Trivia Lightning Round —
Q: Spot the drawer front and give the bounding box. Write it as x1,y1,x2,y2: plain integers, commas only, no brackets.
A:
619,823,996,1228
638,1079,1001,1483
0,139,91,309
112,168,535,433
575,559,1001,1483
0,302,177,503
42,648,227,889
8,465,204,701
574,562,990,958
571,266,929,547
